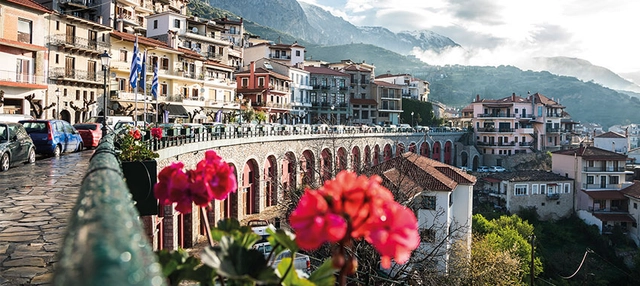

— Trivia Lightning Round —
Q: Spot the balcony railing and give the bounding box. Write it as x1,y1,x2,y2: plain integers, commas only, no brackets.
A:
47,33,109,51
519,141,534,146
583,166,626,172
546,193,560,200
268,54,291,60
582,183,625,190
50,67,101,82
0,69,46,85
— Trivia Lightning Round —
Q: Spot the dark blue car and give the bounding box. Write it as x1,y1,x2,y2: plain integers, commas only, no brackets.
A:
0,122,36,171
19,119,84,157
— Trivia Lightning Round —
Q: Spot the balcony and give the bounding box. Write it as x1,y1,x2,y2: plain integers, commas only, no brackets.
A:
50,67,101,83
478,113,517,118
268,54,291,60
0,70,46,85
519,141,534,146
546,193,560,200
582,183,632,190
583,166,626,172
520,127,534,134
205,52,223,61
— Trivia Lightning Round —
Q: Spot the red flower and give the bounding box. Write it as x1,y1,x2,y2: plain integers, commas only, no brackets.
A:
364,202,420,269
154,150,237,213
129,128,142,140
289,189,347,250
151,127,163,139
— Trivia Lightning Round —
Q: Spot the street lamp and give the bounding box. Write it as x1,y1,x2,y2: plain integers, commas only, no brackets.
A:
331,105,335,125
99,50,111,137
411,111,414,127
55,88,60,119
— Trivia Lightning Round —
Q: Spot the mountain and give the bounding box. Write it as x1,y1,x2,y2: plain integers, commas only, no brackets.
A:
520,56,640,94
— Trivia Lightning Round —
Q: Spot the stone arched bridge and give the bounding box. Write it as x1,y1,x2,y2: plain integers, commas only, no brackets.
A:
150,129,480,250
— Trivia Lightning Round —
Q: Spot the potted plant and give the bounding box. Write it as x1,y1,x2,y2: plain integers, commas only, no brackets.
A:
115,126,161,215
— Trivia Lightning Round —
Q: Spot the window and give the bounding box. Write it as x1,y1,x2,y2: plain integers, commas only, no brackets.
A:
75,90,80,100
153,20,158,29
587,176,594,184
161,83,168,96
540,184,547,194
161,57,169,70
17,18,32,43
421,195,436,210
174,19,181,28
120,50,128,62
56,21,60,30
420,228,436,243
564,183,571,193
634,203,638,209
531,184,539,195
257,77,265,87
514,184,528,196
610,176,619,184
296,50,300,56
241,78,248,87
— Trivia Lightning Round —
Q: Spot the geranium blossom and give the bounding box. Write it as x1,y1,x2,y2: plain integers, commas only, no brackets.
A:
154,150,236,213
364,202,420,268
289,189,347,250
129,128,142,140
151,127,163,139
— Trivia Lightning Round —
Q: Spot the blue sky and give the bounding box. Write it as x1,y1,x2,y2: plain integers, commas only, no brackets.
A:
299,0,640,74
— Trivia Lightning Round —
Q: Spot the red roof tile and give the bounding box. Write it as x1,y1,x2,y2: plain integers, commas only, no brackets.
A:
350,98,377,105
592,213,635,223
304,66,348,76
582,190,627,200
596,131,625,138
6,0,50,13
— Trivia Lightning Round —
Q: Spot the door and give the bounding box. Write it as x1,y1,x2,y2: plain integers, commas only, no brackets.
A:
66,25,75,44
600,176,607,188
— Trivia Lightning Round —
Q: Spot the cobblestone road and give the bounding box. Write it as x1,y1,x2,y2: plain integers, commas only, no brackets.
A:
0,151,93,286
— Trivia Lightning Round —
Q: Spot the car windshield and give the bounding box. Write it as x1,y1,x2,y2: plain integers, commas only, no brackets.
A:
74,124,97,130
21,122,48,133
0,125,7,141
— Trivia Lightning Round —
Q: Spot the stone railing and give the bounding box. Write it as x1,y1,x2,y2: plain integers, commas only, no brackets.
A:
53,135,165,285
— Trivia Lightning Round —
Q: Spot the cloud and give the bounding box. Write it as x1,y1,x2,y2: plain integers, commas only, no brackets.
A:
447,0,504,25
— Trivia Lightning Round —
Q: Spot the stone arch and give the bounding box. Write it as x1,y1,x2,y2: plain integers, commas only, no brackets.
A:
383,144,392,162
432,141,442,162
337,147,348,172
364,145,371,168
460,151,469,167
264,155,278,207
301,150,315,187
420,142,430,157
321,148,333,183
472,155,480,171
281,151,297,192
409,142,417,153
223,163,239,219
396,142,405,157
444,141,453,165
351,146,361,172
242,159,260,215
373,144,380,165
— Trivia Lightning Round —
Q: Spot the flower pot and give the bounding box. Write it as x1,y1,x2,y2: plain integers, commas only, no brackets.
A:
122,160,158,216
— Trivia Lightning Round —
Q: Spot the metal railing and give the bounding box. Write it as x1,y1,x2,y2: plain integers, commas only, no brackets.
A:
47,34,109,51
583,166,626,172
53,135,165,285
50,67,103,82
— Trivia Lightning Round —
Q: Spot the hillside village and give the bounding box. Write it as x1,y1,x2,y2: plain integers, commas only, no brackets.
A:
2,0,640,284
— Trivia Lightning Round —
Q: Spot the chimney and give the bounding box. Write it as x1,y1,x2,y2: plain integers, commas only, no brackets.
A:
476,94,480,102
116,20,123,32
512,93,516,101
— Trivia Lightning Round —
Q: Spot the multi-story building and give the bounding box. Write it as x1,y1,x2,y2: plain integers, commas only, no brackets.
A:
304,65,349,124
471,92,579,166
479,170,574,220
215,16,245,71
45,13,112,123
369,152,475,272
328,60,377,126
374,73,430,101
593,131,630,154
372,80,403,126
0,0,49,117
243,41,305,67
552,145,635,234
622,184,640,246
235,61,292,123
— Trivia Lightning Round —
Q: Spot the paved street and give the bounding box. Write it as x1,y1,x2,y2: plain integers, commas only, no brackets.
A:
0,151,92,286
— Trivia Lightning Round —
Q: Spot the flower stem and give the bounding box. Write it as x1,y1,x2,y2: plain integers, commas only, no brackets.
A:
201,207,214,247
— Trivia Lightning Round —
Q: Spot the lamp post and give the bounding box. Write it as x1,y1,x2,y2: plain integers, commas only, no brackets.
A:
99,50,111,137
237,93,243,125
331,105,335,125
55,88,60,119
411,111,414,127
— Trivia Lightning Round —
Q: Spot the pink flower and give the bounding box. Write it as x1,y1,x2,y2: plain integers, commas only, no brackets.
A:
289,189,347,250
130,129,142,140
364,202,420,269
192,150,237,200
151,127,163,139
154,162,189,206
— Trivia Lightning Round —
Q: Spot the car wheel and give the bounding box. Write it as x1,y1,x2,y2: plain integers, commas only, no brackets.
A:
53,145,61,157
0,153,9,172
27,148,36,164
77,142,84,152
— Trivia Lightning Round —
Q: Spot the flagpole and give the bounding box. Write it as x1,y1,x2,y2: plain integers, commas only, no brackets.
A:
142,49,147,124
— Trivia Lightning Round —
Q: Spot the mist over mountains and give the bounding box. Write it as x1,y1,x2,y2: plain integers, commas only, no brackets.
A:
197,0,640,128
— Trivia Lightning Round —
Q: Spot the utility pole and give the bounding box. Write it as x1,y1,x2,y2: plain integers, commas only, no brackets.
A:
530,234,536,286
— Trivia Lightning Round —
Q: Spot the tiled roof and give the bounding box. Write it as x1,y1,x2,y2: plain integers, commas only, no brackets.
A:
6,0,49,13
343,64,372,72
461,104,474,112
235,67,291,81
622,181,640,199
592,213,635,223
350,98,377,105
373,80,402,88
582,190,627,200
596,131,625,138
304,66,348,76
367,152,476,195
483,170,573,183
111,31,170,49
552,145,627,159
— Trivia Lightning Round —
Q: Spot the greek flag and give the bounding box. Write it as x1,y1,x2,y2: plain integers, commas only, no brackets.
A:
139,49,146,89
151,62,158,99
129,36,141,89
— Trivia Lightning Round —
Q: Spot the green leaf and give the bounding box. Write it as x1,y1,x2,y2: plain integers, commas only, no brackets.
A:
200,236,280,284
308,259,337,286
276,257,315,286
267,228,299,253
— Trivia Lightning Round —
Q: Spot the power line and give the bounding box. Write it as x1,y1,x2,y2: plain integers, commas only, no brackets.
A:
559,248,592,279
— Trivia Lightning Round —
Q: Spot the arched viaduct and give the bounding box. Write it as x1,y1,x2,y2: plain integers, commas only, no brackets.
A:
152,131,481,249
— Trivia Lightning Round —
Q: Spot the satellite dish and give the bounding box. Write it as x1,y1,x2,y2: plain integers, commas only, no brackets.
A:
192,27,198,33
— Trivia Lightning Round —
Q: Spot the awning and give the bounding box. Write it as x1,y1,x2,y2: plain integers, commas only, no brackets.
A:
164,104,189,118
583,190,627,200
593,213,635,223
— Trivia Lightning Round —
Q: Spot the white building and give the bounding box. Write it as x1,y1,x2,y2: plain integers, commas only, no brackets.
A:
243,41,305,67
370,152,476,273
253,59,311,123
622,182,640,246
374,73,430,101
593,131,630,154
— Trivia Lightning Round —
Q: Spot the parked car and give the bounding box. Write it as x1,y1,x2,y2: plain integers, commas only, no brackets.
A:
113,121,148,132
476,166,489,172
0,122,36,171
19,119,84,156
86,116,134,131
249,220,311,275
0,114,34,123
489,166,506,172
73,123,103,149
